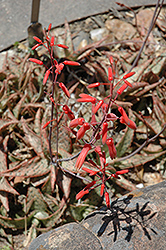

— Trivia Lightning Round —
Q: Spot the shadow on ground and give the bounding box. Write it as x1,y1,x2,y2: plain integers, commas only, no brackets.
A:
85,194,157,242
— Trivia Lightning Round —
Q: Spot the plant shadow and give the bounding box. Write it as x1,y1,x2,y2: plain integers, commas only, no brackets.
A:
84,194,157,242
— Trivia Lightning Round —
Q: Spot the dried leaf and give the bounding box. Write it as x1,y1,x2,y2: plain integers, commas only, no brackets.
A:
0,192,9,211
114,150,166,169
27,186,47,212
1,157,49,178
0,150,7,172
0,119,19,134
64,19,74,57
21,118,44,157
12,93,27,119
0,211,35,229
37,204,67,228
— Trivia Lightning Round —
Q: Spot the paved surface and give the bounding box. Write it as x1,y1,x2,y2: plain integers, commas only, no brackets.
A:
0,0,163,51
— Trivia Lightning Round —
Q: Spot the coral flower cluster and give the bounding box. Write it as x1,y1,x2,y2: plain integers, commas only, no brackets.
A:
29,23,136,208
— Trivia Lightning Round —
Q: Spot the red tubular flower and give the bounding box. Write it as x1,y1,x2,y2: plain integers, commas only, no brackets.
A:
102,122,108,144
66,111,75,120
91,113,97,126
76,122,90,140
82,167,98,176
55,63,64,74
56,44,69,49
69,118,85,128
77,94,97,104
111,173,120,179
42,119,56,129
62,105,75,120
102,103,108,112
76,181,96,200
115,169,130,175
75,144,91,169
42,120,51,129
109,56,114,65
43,69,50,85
50,36,55,46
31,43,41,50
95,132,101,141
118,107,130,125
63,60,80,66
105,192,110,208
53,58,58,66
95,146,106,164
117,83,128,95
106,113,118,121
106,138,117,159
76,189,89,200
49,95,56,107
59,82,70,98
100,183,105,197
88,82,100,88
62,105,69,112
95,146,103,157
88,159,98,168
120,116,136,130
123,71,135,79
84,180,96,190
33,36,43,44
124,79,132,87
29,58,43,65
118,107,136,129
48,23,52,31
108,67,113,81
93,100,104,114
